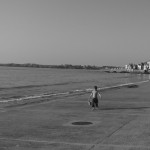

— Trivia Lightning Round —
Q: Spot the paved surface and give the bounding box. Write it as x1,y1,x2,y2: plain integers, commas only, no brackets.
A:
0,81,150,150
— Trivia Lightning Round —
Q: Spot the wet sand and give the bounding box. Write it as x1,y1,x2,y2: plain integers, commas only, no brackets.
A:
0,81,150,149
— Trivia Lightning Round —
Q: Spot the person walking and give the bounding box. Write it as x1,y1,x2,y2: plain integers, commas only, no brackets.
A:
88,86,101,110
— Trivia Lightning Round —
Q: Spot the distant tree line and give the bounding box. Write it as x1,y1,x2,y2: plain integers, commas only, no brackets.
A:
0,63,118,70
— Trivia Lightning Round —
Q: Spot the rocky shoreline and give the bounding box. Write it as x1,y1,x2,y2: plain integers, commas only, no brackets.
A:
105,69,150,74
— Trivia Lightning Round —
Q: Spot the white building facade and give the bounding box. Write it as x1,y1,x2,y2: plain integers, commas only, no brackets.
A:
147,61,150,70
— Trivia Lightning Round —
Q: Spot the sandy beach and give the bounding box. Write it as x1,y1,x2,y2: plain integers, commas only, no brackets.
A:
0,81,150,149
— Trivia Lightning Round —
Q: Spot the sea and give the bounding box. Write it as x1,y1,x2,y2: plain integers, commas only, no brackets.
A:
0,66,149,103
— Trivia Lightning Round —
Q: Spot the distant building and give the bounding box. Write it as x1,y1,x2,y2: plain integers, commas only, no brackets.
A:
147,61,150,69
143,62,149,71
125,65,128,70
125,60,150,72
137,64,142,70
125,64,133,71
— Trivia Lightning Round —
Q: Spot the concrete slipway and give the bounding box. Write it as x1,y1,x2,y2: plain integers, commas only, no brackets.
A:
0,81,150,150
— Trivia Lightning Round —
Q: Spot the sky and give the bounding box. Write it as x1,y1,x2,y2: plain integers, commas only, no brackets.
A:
0,0,150,66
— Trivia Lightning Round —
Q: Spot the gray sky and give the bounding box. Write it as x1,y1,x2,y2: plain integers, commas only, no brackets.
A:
0,0,150,66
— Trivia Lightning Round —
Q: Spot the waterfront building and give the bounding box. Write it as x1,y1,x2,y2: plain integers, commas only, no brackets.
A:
137,64,142,70
147,61,150,69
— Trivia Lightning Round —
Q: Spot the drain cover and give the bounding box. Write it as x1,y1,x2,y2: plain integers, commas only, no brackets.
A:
72,121,93,125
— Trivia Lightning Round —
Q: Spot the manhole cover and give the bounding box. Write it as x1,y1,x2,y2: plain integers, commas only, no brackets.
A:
72,121,93,125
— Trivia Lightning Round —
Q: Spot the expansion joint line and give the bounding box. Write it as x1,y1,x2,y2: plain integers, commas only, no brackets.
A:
88,117,136,150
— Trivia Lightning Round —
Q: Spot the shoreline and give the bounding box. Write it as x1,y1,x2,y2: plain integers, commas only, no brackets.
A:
0,80,149,109
105,69,150,74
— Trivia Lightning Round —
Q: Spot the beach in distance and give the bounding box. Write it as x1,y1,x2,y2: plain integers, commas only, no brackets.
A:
0,66,149,105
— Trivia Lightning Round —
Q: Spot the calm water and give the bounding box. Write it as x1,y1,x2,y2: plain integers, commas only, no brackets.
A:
0,66,149,102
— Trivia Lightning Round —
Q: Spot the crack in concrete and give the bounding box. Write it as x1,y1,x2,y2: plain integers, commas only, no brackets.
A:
93,143,150,149
89,117,136,150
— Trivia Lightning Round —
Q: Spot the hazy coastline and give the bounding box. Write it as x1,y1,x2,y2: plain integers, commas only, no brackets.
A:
0,63,119,70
